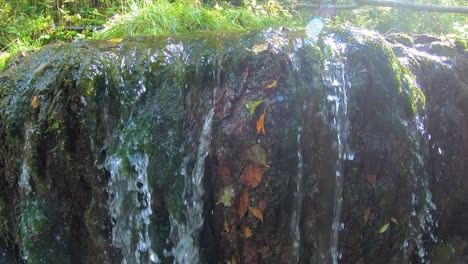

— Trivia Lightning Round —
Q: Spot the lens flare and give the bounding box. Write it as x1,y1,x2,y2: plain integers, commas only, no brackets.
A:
306,17,324,40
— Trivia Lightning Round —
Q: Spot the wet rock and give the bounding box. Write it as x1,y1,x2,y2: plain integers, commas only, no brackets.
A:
0,28,467,263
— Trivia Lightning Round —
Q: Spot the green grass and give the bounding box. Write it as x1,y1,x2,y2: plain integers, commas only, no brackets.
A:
95,0,302,38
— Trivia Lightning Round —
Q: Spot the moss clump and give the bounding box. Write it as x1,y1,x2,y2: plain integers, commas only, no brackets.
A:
0,53,13,72
453,36,467,50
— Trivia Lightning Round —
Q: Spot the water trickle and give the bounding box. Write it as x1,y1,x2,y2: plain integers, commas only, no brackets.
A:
322,36,351,264
289,126,304,264
404,114,438,263
18,121,34,195
171,109,214,264
106,153,158,264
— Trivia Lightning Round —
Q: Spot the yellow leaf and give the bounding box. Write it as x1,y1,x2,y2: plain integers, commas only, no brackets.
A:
243,226,253,238
364,207,371,225
240,163,264,188
256,113,266,135
249,207,264,223
31,96,40,109
265,77,279,89
390,217,398,224
239,191,249,219
231,255,237,264
379,222,390,233
109,38,123,43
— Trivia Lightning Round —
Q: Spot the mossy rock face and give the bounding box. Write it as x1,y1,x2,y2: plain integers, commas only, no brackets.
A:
0,29,467,263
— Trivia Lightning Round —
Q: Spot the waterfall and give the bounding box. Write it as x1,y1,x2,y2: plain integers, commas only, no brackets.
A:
171,109,214,264
322,35,351,264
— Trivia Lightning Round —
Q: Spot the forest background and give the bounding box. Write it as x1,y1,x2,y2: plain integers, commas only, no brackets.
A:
0,0,467,71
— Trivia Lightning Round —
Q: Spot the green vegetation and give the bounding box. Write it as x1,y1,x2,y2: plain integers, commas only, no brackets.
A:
0,0,466,72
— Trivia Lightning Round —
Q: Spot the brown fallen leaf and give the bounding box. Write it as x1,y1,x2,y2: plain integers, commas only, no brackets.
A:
31,96,40,109
249,207,264,223
243,226,253,238
364,207,371,225
390,217,398,224
243,67,250,81
240,163,264,188
231,255,237,264
367,173,377,189
264,77,279,89
239,191,249,219
224,221,230,233
256,113,266,135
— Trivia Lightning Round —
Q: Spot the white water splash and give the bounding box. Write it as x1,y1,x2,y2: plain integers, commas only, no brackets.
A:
171,109,214,264
106,153,159,264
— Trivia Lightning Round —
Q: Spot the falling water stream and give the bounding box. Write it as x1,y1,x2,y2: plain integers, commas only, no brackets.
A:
322,35,350,264
289,126,304,264
106,152,158,264
171,109,214,264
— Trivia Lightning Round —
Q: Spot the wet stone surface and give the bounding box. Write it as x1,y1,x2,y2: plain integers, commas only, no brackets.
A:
0,28,467,263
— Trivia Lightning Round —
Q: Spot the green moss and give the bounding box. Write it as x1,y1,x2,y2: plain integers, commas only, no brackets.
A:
453,36,467,50
19,199,48,263
0,52,13,72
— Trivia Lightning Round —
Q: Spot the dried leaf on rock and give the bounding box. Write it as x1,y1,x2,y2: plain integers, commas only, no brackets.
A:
243,67,250,81
31,96,40,109
378,222,390,233
250,43,268,53
224,221,230,233
390,217,398,224
249,207,264,223
243,226,253,238
231,255,237,264
256,113,266,135
364,207,371,225
240,163,264,188
264,77,279,89
109,38,123,43
239,191,249,219
367,173,377,189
